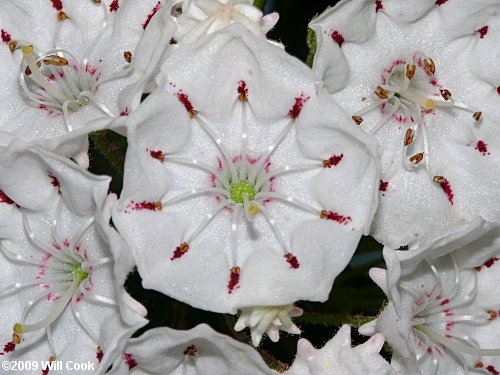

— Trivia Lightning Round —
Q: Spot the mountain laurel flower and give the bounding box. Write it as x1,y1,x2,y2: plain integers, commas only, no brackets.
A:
108,323,276,374
0,0,177,167
0,143,147,374
309,0,500,254
360,247,500,375
112,24,379,344
173,0,279,44
285,324,395,375
234,305,303,347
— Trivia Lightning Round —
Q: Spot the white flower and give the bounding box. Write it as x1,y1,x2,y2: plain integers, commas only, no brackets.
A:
234,305,303,347
0,143,147,374
112,24,379,330
0,0,177,167
285,324,395,375
309,0,500,253
108,323,276,374
173,0,279,43
360,247,500,375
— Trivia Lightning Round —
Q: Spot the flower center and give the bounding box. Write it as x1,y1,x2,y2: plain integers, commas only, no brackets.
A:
72,263,90,283
13,260,90,335
229,180,256,203
21,45,99,115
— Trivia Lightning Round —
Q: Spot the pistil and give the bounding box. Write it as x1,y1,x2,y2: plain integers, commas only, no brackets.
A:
13,263,89,335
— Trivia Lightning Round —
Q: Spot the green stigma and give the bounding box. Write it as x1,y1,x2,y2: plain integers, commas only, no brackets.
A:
13,323,24,334
230,180,256,203
73,264,89,283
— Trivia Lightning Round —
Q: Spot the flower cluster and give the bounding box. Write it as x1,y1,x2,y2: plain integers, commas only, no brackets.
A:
0,0,498,374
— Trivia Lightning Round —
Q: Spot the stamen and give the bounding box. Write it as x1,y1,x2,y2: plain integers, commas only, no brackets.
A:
440,89,452,101
22,46,70,104
423,58,435,74
352,115,363,125
163,187,229,207
9,41,17,52
13,269,86,334
473,112,482,121
415,325,500,356
185,204,225,243
410,153,424,164
259,205,288,253
229,205,241,266
405,64,416,80
404,128,414,146
433,176,445,184
43,55,68,66
374,86,389,99
488,311,497,320
256,192,319,215
249,119,294,183
123,51,132,63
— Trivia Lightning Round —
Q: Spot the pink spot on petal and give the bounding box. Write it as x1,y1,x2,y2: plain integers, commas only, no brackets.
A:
475,140,490,155
0,190,14,205
487,366,500,375
109,0,119,12
125,200,160,214
321,210,352,225
123,353,138,371
149,150,165,161
50,0,63,11
237,80,248,99
142,1,162,30
63,239,70,247
379,180,389,192
497,86,500,95
439,178,454,205
288,93,310,119
183,345,198,357
435,0,448,5
52,242,61,250
2,341,16,354
331,30,345,47
284,253,300,269
48,172,61,194
475,26,488,38
227,267,240,294
175,90,196,116
484,257,499,268
119,107,129,116
440,298,450,306
324,154,344,168
96,347,104,363
1,29,11,44
375,0,384,12
170,243,189,261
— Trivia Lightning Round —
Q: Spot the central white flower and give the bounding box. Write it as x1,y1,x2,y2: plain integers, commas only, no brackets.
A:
112,25,379,330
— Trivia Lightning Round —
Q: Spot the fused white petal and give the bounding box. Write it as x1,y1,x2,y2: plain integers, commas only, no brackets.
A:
0,0,177,162
310,0,500,254
285,324,395,375
108,324,276,374
363,247,500,375
112,25,379,317
0,144,147,373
